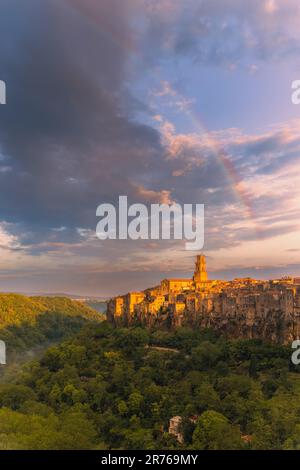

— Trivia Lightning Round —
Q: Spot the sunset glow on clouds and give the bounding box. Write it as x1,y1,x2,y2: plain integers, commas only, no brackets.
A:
0,0,300,295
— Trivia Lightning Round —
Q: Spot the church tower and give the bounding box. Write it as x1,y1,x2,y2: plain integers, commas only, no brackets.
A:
193,254,208,285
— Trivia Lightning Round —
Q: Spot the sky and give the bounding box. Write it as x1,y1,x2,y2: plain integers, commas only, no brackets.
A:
1,0,300,296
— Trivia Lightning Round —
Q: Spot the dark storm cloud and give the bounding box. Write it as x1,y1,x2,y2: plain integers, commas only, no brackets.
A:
0,0,298,248
0,0,163,233
0,0,300,295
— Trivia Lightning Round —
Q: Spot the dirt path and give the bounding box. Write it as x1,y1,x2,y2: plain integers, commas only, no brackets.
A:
146,345,180,353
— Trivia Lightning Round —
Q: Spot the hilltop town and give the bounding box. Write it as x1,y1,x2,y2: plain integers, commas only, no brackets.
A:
107,255,300,344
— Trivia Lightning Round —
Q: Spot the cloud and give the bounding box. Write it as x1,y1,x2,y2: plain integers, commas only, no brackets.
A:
0,223,22,252
0,0,163,233
1,1,299,243
211,261,300,281
143,0,300,66
147,113,300,253
0,1,300,294
132,184,173,204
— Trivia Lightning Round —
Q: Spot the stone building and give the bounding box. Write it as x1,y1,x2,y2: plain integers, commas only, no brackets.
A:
107,254,300,344
168,416,184,444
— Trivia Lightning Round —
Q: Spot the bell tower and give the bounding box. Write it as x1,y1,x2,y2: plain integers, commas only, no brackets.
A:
193,254,208,284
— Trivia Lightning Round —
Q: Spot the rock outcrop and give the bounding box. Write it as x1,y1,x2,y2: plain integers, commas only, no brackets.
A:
107,255,300,344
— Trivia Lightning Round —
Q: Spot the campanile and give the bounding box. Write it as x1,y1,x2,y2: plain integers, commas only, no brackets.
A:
193,254,208,284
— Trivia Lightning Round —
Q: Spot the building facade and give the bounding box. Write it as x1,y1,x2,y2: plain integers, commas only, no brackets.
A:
107,254,300,344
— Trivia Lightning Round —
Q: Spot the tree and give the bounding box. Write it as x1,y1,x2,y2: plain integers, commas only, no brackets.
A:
191,342,222,370
117,400,128,416
123,428,155,450
128,392,144,415
283,424,300,450
116,328,149,359
0,384,36,410
250,416,276,450
194,382,221,413
59,410,98,449
192,410,242,450
249,355,259,378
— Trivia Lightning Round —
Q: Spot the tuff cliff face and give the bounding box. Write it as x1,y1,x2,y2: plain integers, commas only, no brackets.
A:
195,306,297,345
107,299,298,345
107,255,300,345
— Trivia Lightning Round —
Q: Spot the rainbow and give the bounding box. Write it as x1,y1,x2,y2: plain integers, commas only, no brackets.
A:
185,108,256,222
64,0,259,234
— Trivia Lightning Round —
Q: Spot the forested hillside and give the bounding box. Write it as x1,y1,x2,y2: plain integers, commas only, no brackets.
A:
0,323,300,450
0,294,101,328
0,294,103,363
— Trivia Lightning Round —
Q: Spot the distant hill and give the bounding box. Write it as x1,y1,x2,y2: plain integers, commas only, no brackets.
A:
0,294,105,370
86,300,107,314
0,294,102,329
6,292,108,302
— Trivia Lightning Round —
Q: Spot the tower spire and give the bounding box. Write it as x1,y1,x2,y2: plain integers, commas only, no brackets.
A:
193,253,208,285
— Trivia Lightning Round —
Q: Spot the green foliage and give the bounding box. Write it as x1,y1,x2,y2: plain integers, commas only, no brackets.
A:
192,410,242,450
0,407,98,449
0,295,103,366
0,384,36,410
194,382,221,413
0,294,101,330
0,321,299,450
